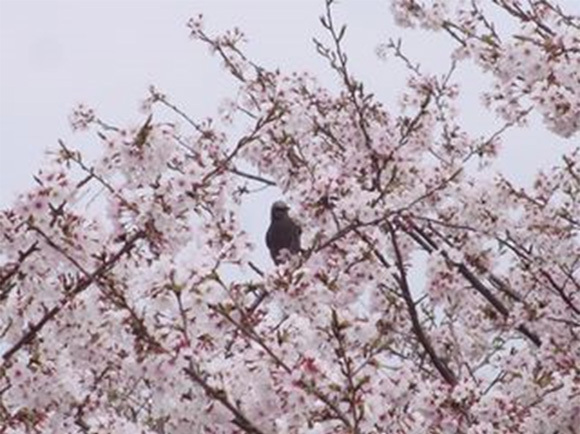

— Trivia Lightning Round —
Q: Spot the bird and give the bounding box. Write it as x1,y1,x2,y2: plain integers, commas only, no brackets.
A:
265,201,302,265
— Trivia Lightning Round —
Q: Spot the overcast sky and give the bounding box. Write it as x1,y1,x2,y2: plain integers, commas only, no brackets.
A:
0,0,577,266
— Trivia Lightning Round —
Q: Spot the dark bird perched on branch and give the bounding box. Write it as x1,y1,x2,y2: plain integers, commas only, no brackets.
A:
266,201,301,265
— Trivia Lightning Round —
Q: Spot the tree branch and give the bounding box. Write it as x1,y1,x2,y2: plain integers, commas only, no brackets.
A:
183,361,266,434
403,218,542,347
2,230,144,363
387,224,458,386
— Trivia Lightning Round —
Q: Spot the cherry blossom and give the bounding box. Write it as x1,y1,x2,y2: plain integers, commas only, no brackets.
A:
1,1,579,433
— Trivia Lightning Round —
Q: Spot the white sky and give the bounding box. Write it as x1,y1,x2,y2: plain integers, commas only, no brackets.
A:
0,0,577,266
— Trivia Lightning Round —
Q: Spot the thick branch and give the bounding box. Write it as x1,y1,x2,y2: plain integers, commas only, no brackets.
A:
404,219,541,347
388,224,457,386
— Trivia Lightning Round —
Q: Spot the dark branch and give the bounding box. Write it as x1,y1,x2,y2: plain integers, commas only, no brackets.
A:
404,219,542,347
388,224,457,386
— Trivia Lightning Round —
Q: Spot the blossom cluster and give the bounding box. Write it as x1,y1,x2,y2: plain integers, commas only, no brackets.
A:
390,0,580,138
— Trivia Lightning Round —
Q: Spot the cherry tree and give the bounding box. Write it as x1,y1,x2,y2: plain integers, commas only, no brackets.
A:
1,0,579,432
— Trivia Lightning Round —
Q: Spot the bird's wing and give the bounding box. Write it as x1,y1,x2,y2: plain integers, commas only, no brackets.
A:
290,220,302,252
265,225,274,250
